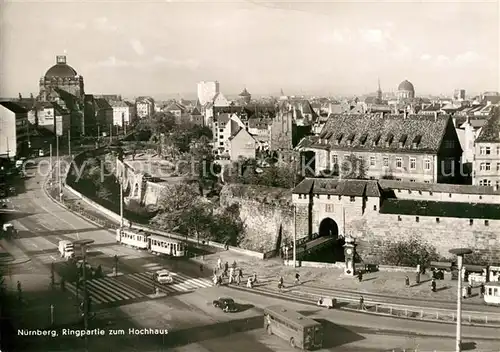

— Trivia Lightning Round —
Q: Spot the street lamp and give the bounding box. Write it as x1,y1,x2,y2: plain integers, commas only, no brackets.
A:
74,239,94,351
449,248,472,352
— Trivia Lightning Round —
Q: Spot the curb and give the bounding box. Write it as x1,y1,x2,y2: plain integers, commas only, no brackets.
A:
227,284,500,329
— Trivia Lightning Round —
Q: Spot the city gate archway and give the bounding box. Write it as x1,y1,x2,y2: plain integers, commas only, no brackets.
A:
318,217,345,262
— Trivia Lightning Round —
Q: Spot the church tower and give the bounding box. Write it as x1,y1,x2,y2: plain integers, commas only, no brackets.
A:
376,78,383,103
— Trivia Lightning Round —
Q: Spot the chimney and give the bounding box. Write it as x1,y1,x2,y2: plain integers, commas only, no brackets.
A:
434,111,438,121
403,110,407,119
495,184,499,191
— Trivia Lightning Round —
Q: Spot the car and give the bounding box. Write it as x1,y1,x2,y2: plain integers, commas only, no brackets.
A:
212,297,238,313
155,270,173,284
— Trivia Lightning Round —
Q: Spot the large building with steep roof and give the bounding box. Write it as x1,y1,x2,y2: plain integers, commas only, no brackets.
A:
473,107,500,187
301,113,462,183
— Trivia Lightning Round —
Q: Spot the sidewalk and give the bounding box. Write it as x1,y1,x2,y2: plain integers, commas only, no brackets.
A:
45,173,481,305
0,239,32,265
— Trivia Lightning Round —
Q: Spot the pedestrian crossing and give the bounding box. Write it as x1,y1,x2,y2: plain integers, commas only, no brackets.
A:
64,271,213,305
65,276,145,304
126,271,213,294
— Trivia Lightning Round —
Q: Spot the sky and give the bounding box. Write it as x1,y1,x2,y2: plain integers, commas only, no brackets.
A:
0,0,499,99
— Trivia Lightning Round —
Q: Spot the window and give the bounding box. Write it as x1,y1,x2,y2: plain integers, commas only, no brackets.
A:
327,195,331,199
469,219,474,226
479,196,482,200
436,218,440,223
325,204,334,212
409,158,416,170
479,179,491,186
416,216,419,222
396,157,402,168
219,142,224,146
219,135,223,139
332,155,338,165
497,163,500,171
480,163,491,171
497,146,500,155
444,140,455,149
373,205,377,211
370,156,376,166
398,215,402,221
383,157,389,167
410,179,416,182
485,220,489,226
424,159,431,170
350,196,355,202
480,146,491,155
424,181,430,183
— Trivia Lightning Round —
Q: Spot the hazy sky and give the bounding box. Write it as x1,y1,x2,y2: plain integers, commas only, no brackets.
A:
1,0,499,98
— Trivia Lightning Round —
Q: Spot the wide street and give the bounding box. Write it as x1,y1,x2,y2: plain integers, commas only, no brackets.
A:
2,158,500,351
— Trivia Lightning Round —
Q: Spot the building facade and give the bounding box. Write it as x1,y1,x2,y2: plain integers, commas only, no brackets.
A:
212,113,245,157
473,108,500,187
228,128,256,161
110,100,134,127
197,81,220,106
136,97,155,118
0,102,29,158
303,113,462,184
292,178,500,262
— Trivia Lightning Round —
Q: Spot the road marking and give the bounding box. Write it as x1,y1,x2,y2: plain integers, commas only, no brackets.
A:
50,255,56,260
32,243,39,248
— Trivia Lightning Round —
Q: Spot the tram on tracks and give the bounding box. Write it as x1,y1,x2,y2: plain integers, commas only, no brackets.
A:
483,282,500,306
116,229,185,257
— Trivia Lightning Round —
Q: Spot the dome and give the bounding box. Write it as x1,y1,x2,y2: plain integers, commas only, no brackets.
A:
239,88,251,97
398,80,414,92
45,63,78,78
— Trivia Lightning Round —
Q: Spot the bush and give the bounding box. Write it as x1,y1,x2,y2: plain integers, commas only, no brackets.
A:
381,238,439,267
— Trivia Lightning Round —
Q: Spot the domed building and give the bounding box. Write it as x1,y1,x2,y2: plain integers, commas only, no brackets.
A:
397,79,415,100
39,55,84,102
238,88,251,105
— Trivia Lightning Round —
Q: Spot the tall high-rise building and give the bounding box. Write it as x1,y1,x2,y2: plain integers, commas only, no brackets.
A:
197,81,220,105
453,89,466,101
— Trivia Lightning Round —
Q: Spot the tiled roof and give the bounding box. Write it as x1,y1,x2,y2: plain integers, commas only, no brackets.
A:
475,107,500,143
216,113,231,124
95,98,112,109
165,102,185,112
109,100,128,108
313,113,452,154
483,96,500,105
0,101,28,113
378,179,500,195
248,118,271,129
292,178,381,197
380,199,500,220
190,107,202,116
295,136,317,150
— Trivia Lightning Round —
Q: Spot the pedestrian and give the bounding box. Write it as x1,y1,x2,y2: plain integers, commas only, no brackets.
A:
415,271,420,285
462,285,468,299
232,260,237,269
480,283,485,297
229,273,233,284
278,276,284,291
236,274,241,285
224,261,229,272
239,268,243,279
246,277,253,288
17,281,22,301
405,276,410,287
358,296,365,310
358,271,363,282
217,257,222,270
295,273,300,285
431,278,436,292
61,277,66,291
253,272,258,284
200,264,203,272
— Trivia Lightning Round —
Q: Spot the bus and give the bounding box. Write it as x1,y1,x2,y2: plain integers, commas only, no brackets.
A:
264,305,323,350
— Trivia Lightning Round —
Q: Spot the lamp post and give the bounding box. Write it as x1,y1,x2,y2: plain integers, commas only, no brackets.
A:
449,248,472,352
292,205,297,268
74,239,94,351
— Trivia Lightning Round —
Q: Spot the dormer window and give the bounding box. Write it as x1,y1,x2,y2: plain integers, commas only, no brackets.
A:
412,135,422,148
346,133,355,146
385,133,394,147
335,133,344,145
360,133,368,145
372,133,381,146
399,134,408,148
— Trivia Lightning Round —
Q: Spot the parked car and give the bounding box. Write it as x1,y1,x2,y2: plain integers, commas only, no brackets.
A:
155,270,173,284
212,297,238,312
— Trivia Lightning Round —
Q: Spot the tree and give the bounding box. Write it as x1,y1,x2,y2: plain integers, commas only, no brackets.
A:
210,204,245,246
381,238,439,267
190,136,220,193
178,204,214,243
341,154,367,179
151,183,200,229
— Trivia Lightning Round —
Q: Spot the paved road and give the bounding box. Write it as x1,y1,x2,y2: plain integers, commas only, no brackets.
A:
4,160,500,352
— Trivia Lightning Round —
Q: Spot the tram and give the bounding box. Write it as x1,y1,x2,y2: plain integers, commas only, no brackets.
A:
148,234,185,257
116,229,148,249
116,229,186,257
483,282,500,306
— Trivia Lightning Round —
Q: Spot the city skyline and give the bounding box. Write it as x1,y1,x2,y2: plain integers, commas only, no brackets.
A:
1,0,499,98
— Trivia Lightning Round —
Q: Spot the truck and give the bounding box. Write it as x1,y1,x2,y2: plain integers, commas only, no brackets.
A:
58,240,75,259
